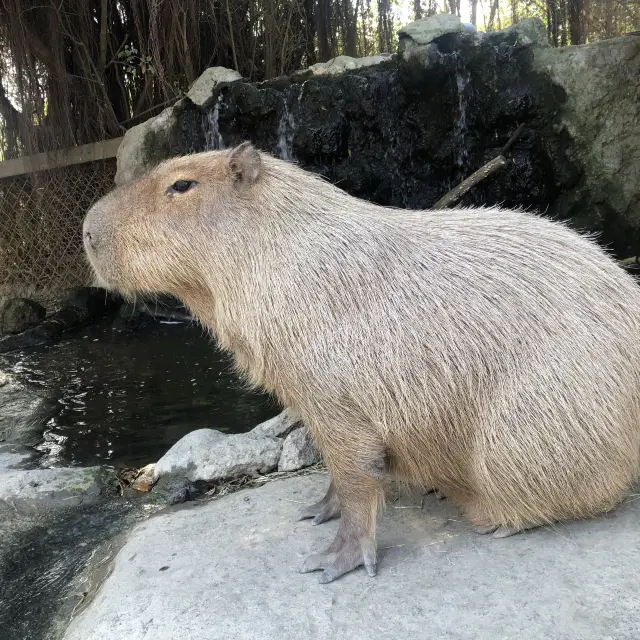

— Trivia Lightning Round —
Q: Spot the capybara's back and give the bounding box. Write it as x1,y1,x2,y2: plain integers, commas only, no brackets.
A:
83,144,640,582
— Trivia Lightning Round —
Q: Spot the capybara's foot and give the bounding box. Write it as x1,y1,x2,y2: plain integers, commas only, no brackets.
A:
296,481,341,525
298,533,377,583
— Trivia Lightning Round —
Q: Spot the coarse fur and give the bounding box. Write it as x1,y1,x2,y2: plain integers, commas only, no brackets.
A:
83,143,640,582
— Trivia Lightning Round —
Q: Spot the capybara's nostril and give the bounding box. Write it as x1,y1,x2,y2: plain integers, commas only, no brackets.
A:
83,230,94,249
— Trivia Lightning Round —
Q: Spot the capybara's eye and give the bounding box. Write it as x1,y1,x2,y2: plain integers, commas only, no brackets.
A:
168,180,197,194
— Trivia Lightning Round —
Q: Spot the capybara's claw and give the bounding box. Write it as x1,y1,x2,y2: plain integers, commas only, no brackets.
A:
296,500,341,525
474,524,499,535
295,482,341,525
299,537,377,583
474,524,533,538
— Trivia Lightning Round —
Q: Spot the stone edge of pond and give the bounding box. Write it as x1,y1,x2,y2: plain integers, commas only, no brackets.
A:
148,409,322,489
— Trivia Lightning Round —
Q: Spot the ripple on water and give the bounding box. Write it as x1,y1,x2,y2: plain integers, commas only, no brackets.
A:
0,320,278,468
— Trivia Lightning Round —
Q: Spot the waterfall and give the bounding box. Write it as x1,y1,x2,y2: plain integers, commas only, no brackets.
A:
454,66,470,169
277,104,296,161
277,93,297,161
204,95,225,151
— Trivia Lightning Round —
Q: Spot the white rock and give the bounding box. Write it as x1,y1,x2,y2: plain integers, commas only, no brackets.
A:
306,54,390,76
153,428,282,482
186,67,242,106
249,408,301,439
278,427,321,472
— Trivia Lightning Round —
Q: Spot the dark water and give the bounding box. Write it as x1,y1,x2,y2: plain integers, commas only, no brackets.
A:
0,499,138,640
0,319,278,468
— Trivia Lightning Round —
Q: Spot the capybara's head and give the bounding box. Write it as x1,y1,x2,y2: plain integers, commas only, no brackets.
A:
83,142,263,297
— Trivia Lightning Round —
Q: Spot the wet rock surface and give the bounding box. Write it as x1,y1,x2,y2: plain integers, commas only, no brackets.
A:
0,287,122,354
0,298,46,334
0,373,58,446
62,474,640,640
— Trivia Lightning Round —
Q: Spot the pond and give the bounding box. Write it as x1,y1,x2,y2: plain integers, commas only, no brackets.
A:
0,317,279,469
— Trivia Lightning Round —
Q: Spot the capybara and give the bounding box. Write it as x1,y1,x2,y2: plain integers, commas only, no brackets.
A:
83,142,640,583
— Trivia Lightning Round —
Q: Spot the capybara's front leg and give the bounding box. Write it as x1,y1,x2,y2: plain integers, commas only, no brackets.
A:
296,480,341,525
298,472,382,583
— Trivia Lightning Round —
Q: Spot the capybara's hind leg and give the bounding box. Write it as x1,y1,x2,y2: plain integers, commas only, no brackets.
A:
298,471,382,583
296,480,341,525
297,453,390,527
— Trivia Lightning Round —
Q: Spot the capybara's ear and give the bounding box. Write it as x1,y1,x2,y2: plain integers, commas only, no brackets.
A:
227,142,261,192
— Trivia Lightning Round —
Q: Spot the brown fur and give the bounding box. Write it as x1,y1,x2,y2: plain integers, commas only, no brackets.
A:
84,143,640,581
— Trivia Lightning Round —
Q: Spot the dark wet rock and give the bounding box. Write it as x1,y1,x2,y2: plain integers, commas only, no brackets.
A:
0,287,122,354
113,294,192,329
0,373,59,446
0,298,46,335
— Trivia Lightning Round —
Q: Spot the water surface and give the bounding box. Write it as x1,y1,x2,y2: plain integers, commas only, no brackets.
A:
0,319,278,468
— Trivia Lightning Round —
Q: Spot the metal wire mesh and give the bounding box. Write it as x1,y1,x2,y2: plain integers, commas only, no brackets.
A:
0,158,116,308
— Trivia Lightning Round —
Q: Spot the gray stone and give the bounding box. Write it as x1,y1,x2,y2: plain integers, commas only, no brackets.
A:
186,66,242,106
0,443,35,471
249,408,301,439
62,475,640,640
0,466,104,511
278,427,321,472
398,13,463,46
497,16,550,48
0,297,45,334
533,35,640,245
306,54,390,76
115,105,177,185
153,428,282,482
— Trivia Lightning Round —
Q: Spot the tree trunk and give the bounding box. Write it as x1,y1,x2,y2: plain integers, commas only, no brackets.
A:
470,0,478,25
604,0,615,36
344,0,360,58
302,0,317,66
317,0,331,62
487,0,500,30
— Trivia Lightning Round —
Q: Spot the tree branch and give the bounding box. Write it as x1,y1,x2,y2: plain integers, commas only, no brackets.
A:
433,124,525,210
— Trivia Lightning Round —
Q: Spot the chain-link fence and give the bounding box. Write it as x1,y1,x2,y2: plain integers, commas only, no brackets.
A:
0,150,118,309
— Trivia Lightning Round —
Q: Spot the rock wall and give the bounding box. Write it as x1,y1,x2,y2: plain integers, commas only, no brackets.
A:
115,16,640,259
